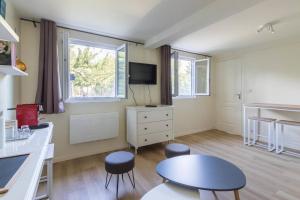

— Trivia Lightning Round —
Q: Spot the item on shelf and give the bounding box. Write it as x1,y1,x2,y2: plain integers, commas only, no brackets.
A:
0,0,6,19
0,41,15,66
16,59,27,71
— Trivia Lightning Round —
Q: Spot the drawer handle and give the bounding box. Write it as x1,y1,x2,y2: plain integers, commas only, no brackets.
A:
144,127,147,130
144,116,148,119
144,139,148,142
166,124,169,127
166,114,169,116
166,135,169,137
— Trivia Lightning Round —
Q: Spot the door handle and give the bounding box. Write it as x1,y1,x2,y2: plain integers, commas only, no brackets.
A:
236,93,241,100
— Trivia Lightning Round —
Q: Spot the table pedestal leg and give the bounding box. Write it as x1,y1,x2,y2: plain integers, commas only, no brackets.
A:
234,190,240,200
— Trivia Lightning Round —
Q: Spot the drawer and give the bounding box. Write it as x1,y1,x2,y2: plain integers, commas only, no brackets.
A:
137,110,172,123
138,120,172,135
138,131,172,146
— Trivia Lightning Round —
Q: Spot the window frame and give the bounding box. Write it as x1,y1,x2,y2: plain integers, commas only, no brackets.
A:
62,35,128,102
194,58,211,96
171,51,179,97
177,55,195,97
115,43,128,99
171,52,211,98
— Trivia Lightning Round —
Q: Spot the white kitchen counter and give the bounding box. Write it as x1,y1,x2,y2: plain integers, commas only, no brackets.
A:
0,122,53,200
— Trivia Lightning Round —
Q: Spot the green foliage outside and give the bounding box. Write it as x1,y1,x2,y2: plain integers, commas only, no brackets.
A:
69,44,116,97
178,59,192,95
196,62,208,94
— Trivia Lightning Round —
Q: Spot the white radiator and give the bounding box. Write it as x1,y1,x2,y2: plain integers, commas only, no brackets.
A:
69,112,119,144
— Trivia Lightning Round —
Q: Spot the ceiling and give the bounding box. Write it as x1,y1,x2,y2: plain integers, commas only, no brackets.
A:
171,0,300,55
11,0,300,55
11,0,214,42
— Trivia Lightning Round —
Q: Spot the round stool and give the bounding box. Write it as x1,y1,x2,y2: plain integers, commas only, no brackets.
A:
165,143,190,158
105,151,135,198
141,182,200,200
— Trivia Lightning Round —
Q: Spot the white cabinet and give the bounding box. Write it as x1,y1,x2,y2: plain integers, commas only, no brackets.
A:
126,106,174,153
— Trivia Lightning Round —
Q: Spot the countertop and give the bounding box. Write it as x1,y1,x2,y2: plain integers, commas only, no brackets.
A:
0,122,53,200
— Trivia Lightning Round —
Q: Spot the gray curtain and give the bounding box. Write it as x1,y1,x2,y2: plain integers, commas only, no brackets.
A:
160,45,172,105
35,19,64,114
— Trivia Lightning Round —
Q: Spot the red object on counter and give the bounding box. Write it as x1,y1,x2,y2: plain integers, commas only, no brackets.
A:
16,104,39,128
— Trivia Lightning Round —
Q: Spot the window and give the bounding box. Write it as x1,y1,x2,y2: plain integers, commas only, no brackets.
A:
171,51,210,97
63,37,128,101
178,57,193,96
195,58,210,95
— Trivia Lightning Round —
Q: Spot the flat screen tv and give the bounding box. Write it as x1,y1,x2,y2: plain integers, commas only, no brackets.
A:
129,62,157,85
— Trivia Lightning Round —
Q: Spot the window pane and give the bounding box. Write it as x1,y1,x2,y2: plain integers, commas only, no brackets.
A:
116,44,127,98
178,59,192,96
69,42,116,98
195,59,209,95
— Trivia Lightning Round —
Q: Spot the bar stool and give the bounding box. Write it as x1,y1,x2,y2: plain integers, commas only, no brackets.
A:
36,143,54,200
247,117,276,151
276,120,300,154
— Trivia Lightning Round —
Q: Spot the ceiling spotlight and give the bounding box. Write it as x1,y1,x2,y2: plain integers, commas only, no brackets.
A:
257,23,275,34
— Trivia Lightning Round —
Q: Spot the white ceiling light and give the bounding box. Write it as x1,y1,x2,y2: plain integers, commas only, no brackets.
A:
257,22,275,34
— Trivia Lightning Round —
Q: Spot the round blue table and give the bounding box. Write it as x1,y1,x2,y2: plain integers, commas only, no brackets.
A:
156,155,246,200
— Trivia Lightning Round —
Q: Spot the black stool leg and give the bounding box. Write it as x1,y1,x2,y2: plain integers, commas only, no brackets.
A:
105,172,112,188
116,175,119,199
105,172,108,185
127,170,135,188
132,170,135,188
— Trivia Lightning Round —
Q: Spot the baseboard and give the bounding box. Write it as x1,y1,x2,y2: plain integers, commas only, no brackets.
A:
54,143,128,163
175,127,214,137
214,128,242,136
54,128,214,163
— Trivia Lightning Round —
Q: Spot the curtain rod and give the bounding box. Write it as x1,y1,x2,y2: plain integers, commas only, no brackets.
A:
20,18,212,57
20,18,144,45
171,48,212,58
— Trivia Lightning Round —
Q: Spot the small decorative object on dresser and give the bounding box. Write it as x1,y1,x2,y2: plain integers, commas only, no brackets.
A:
126,105,174,154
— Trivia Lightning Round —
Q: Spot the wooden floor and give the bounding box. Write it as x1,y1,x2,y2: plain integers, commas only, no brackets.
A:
51,130,300,200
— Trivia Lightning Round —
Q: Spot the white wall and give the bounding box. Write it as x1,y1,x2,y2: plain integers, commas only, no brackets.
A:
172,50,216,136
215,41,300,149
0,1,20,119
19,21,215,162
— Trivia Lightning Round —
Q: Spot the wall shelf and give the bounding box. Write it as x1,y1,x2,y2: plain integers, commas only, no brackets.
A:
0,65,28,76
0,15,19,42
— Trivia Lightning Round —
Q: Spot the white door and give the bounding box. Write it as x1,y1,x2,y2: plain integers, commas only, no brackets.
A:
216,59,242,135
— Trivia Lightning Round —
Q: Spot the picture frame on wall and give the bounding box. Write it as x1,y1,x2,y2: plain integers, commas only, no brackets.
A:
0,40,16,66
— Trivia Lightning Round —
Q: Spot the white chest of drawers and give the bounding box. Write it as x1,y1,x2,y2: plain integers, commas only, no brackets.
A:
126,106,174,153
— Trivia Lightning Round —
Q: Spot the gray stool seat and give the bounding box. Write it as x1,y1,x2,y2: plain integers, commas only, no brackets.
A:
104,151,135,199
105,151,134,174
165,143,190,158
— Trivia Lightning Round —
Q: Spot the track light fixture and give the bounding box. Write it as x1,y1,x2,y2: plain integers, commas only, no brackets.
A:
257,23,275,34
